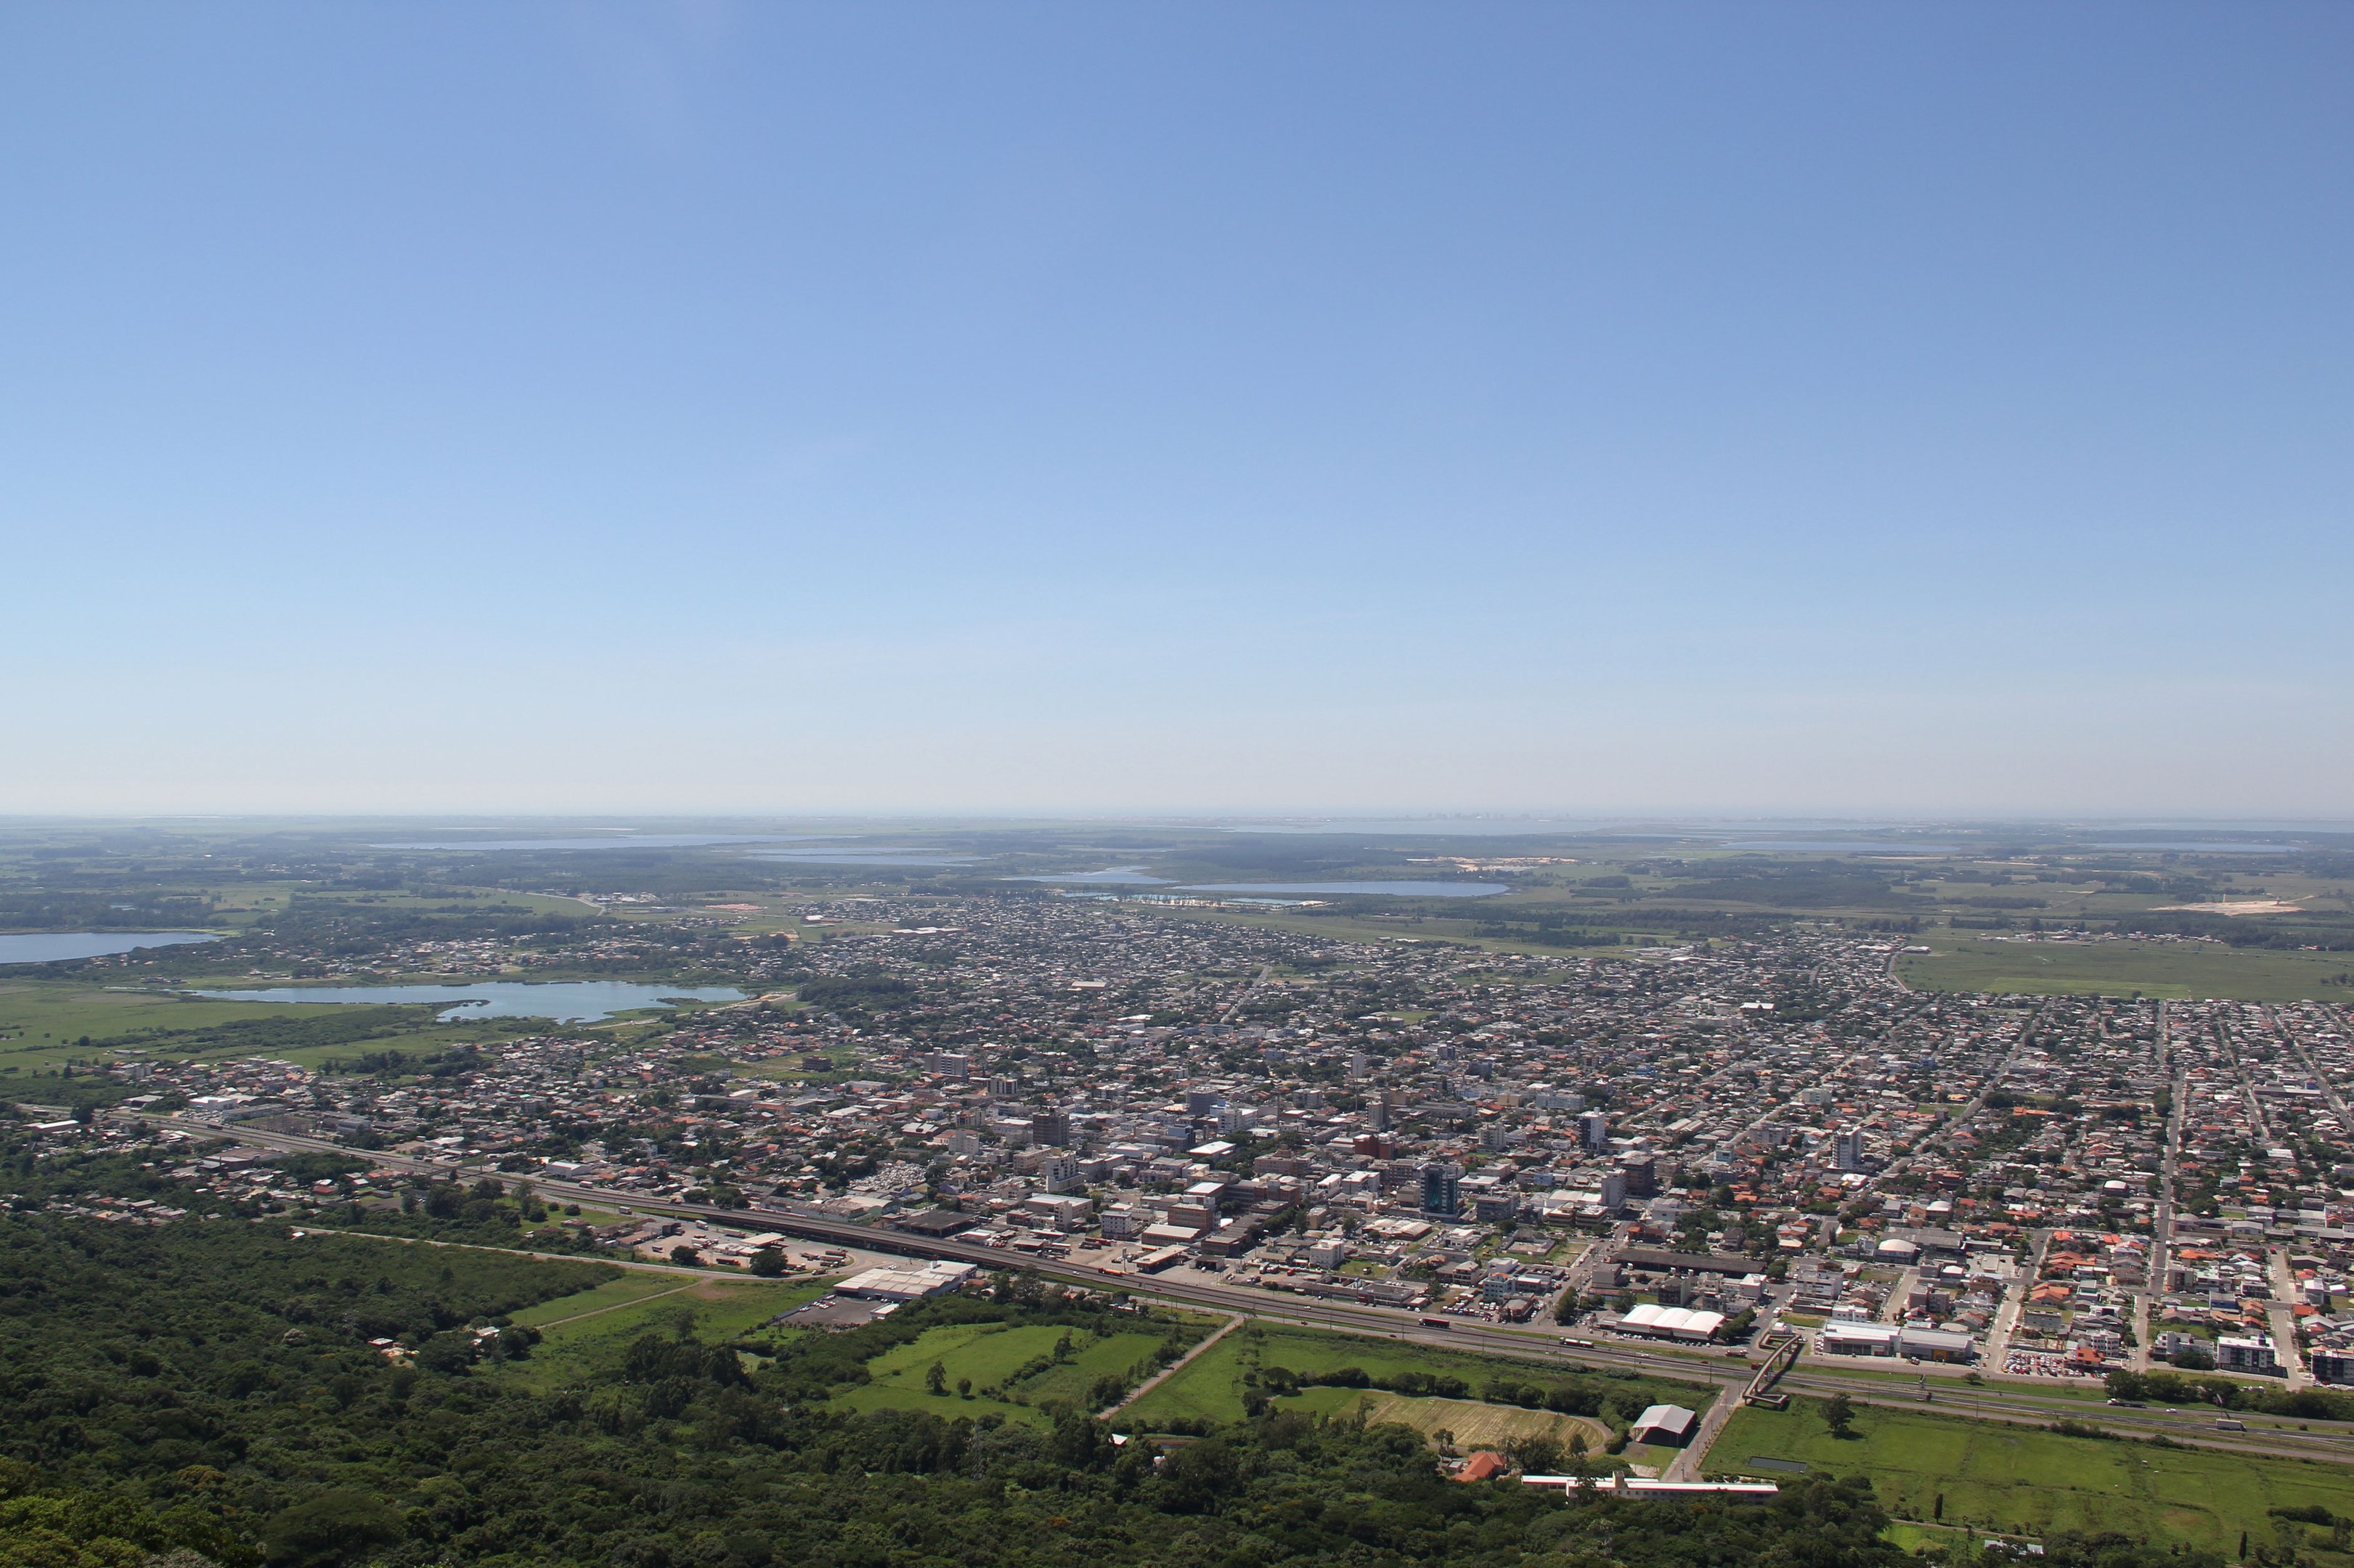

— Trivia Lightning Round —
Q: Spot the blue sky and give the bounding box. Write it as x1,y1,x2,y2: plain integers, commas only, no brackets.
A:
3,4,2348,817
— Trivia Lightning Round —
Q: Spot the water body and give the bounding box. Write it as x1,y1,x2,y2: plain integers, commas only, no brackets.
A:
757,850,974,867
2077,841,2297,854
1003,867,1175,884
189,981,744,1023
1720,841,1958,854
0,931,221,966
372,835,815,852
1180,881,1509,898
1231,820,1597,837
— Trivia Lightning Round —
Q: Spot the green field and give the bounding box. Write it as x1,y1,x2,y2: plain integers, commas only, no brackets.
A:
1707,1399,2354,1554
0,978,543,1075
1119,1322,1711,1432
498,1273,832,1391
1897,933,2354,1003
505,1269,699,1330
831,1320,1177,1429
1321,1390,1613,1453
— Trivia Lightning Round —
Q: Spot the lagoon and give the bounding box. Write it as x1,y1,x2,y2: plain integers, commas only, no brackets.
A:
0,931,222,965
1180,881,1508,898
188,980,744,1023
2078,841,2296,854
372,835,813,852
1005,867,1175,884
757,850,974,867
1720,841,1958,854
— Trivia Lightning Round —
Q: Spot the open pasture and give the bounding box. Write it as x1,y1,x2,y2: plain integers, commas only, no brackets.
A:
831,1320,1176,1429
1898,933,2354,1003
1709,1399,2354,1556
500,1273,829,1391
1118,1321,1709,1431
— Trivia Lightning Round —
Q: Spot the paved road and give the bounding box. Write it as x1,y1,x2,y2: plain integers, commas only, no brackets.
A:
2269,1246,2311,1389
1662,1385,1743,1481
1217,965,1274,1025
1982,1229,2045,1370
2141,1003,2188,1372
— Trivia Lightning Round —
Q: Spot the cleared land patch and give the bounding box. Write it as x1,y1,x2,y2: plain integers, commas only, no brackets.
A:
1333,1390,1612,1453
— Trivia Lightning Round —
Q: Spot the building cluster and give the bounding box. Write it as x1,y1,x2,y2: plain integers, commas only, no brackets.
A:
25,895,2353,1387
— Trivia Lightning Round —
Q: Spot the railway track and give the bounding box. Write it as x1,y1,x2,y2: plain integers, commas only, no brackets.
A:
121,1111,2354,1465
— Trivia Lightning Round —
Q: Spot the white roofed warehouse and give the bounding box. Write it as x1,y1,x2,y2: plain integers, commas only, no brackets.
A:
834,1261,979,1300
1614,1303,1726,1342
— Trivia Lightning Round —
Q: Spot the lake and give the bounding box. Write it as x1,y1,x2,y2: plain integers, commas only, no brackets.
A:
187,981,745,1023
1232,819,1597,837
1180,881,1509,898
1719,841,1958,854
371,835,816,852
0,931,222,966
2077,841,2297,854
1003,867,1175,884
757,850,975,867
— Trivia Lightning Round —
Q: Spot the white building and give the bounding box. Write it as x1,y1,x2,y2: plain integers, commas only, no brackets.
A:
835,1261,979,1300
2215,1334,2279,1373
1618,1303,1725,1342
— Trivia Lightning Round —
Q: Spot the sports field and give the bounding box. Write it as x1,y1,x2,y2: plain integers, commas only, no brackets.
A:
1707,1399,2354,1554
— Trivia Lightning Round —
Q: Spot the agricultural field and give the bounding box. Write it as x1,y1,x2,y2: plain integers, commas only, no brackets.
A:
831,1320,1178,1429
1706,1399,2354,1556
497,1271,832,1392
1118,1321,1711,1432
1897,932,2354,1003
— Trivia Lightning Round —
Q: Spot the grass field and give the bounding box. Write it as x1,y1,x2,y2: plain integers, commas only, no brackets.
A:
505,1270,696,1330
0,976,589,1074
1897,933,2354,1003
1318,1390,1612,1453
498,1273,832,1391
1706,1399,2354,1554
1118,1322,1711,1432
831,1321,1178,1429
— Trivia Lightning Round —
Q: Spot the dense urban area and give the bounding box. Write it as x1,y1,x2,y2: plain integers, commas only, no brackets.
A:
8,825,2354,1568
34,891,2354,1387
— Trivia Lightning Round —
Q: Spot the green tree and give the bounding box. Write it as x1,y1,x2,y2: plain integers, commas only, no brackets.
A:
261,1489,405,1568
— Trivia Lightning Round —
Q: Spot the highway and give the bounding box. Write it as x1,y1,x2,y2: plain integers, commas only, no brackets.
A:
126,1111,2354,1467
